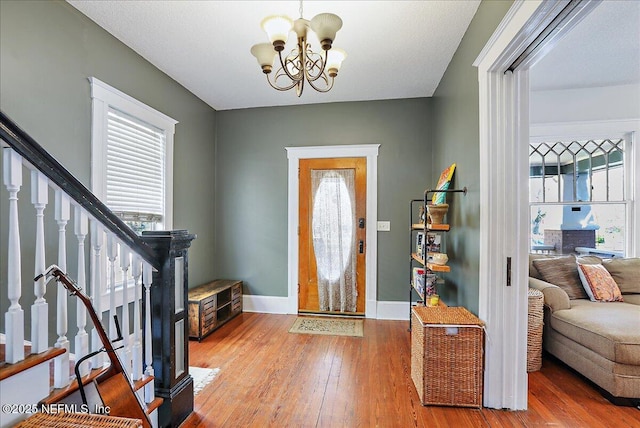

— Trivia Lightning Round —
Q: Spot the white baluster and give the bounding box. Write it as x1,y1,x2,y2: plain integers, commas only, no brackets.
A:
106,234,118,343
31,170,49,354
90,221,105,369
74,206,89,377
132,255,143,380
119,246,132,377
3,148,25,364
54,190,70,388
143,262,155,403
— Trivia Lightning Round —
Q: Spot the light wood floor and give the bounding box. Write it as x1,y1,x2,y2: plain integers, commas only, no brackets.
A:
181,313,640,427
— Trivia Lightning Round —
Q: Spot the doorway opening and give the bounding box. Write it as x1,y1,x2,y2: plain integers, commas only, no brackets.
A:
286,145,379,318
474,0,602,410
298,157,366,316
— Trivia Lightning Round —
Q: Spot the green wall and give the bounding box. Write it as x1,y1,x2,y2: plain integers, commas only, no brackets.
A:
215,99,432,300
0,0,217,333
430,0,514,312
0,0,515,328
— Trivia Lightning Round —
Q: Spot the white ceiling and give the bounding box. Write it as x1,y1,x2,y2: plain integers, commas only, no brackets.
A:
67,0,481,111
67,1,639,112
530,0,640,91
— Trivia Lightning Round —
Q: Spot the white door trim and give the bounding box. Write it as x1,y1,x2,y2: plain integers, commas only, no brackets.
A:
473,0,600,410
285,144,380,318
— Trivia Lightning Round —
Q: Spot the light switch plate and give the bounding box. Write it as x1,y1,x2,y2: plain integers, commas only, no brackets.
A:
377,221,391,231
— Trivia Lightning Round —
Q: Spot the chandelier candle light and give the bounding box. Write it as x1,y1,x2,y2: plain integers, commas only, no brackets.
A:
250,1,346,96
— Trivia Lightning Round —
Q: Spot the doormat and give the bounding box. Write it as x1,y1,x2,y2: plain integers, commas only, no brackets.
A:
288,317,364,337
190,366,220,396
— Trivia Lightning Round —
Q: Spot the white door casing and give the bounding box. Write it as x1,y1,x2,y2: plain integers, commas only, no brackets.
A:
474,0,601,410
286,145,380,318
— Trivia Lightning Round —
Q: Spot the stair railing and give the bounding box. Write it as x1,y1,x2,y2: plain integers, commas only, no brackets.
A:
0,111,165,411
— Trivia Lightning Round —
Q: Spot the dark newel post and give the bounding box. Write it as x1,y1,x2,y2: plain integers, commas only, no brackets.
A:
141,230,196,428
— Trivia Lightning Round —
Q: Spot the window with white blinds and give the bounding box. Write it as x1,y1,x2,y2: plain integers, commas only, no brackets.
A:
106,108,165,223
90,77,177,232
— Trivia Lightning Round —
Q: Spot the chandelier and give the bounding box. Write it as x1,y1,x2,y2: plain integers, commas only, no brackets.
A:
250,1,346,97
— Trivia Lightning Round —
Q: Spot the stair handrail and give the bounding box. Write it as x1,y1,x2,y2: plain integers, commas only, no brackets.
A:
0,110,159,269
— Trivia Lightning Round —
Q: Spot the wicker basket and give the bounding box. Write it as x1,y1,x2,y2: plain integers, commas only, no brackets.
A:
527,288,544,372
411,306,485,408
15,412,142,427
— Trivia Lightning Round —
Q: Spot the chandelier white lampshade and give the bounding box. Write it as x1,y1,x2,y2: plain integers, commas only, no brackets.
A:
310,13,343,50
250,43,277,73
326,48,347,77
261,15,293,45
250,1,346,97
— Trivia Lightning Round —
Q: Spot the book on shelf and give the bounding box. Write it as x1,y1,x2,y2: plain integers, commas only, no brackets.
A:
426,232,441,253
416,232,424,258
412,267,426,296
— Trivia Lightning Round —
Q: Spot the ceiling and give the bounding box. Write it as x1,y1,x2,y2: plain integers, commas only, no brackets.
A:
530,0,640,91
67,1,639,112
67,0,481,111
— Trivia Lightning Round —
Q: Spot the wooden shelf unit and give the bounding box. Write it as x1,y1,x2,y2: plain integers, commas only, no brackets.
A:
409,187,466,330
188,280,242,341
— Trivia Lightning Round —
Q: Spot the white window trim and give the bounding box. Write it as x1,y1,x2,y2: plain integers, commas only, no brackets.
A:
90,77,177,311
285,144,380,318
90,76,177,228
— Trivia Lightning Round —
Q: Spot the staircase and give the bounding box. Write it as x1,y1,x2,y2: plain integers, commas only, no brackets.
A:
0,111,192,427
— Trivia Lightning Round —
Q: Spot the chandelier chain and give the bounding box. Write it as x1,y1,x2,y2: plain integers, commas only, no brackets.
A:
299,0,303,19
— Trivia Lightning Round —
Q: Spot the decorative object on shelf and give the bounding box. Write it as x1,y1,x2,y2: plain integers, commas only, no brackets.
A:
419,205,426,224
427,203,449,225
430,253,449,266
250,0,347,97
428,294,440,307
432,163,456,205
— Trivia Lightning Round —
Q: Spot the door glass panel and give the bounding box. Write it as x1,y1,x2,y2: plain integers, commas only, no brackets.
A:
311,169,357,312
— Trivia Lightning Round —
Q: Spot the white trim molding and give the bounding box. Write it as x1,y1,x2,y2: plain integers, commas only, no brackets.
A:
241,297,411,321
285,144,380,318
474,0,604,411
242,295,290,314
89,76,177,229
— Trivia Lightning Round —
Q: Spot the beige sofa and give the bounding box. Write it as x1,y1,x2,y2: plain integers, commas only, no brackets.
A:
528,254,640,405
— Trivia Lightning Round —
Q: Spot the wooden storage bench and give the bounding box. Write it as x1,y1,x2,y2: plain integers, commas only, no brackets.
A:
188,280,242,341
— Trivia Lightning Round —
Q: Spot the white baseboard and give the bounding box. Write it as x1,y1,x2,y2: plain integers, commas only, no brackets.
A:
375,301,412,320
242,295,290,314
242,295,412,320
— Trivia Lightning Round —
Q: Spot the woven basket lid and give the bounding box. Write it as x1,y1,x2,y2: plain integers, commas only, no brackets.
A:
413,306,484,326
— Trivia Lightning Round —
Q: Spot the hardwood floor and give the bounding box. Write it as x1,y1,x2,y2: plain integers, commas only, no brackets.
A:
182,313,639,427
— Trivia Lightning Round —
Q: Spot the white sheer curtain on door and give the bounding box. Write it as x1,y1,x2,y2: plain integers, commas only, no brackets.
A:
311,169,357,312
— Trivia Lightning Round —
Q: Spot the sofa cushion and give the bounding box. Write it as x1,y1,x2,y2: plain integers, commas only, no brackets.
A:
602,258,640,294
532,255,587,299
529,254,551,279
622,294,640,305
550,300,640,365
577,263,624,302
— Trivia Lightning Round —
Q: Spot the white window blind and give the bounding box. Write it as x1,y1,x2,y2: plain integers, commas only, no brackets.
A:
106,108,166,221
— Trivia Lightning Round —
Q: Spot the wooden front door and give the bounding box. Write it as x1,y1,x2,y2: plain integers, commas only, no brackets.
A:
298,157,366,315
